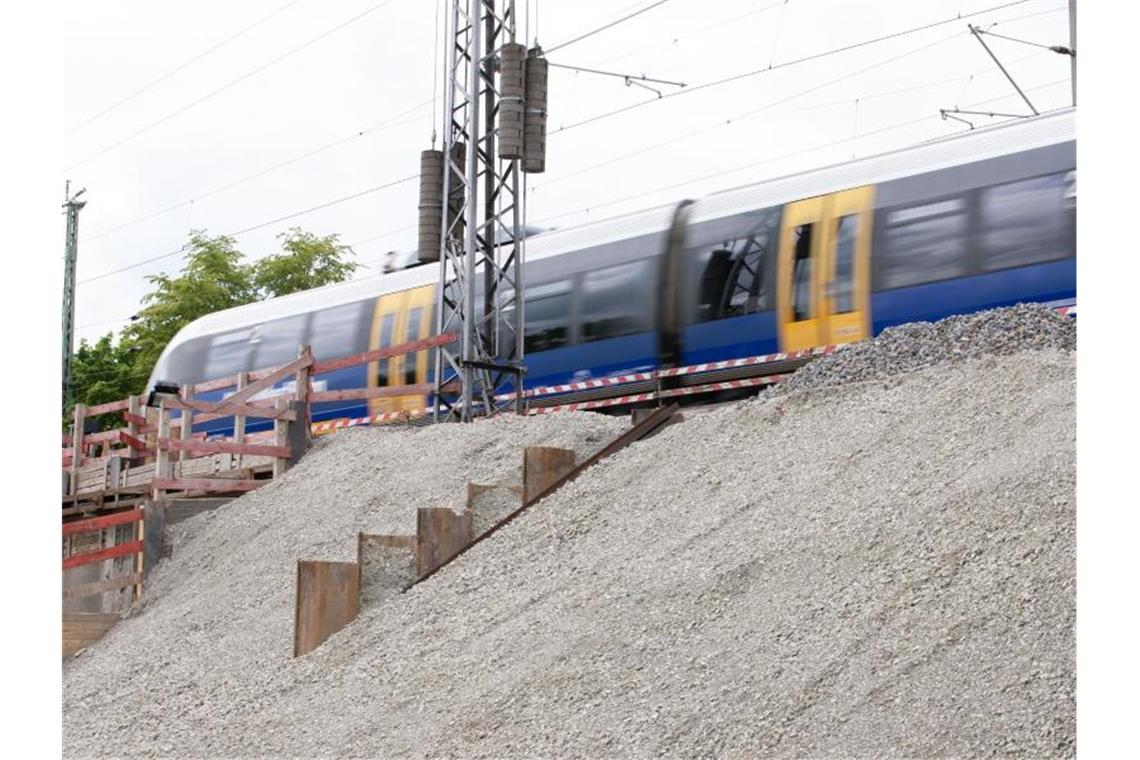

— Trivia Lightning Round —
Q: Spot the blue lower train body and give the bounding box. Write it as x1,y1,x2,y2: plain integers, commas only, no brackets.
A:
193,258,1074,438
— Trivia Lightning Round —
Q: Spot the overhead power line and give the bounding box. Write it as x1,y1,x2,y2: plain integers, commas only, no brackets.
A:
78,174,416,286
83,98,433,242
545,0,675,54
560,0,785,76
535,78,1069,228
550,0,1034,136
539,26,968,190
66,0,406,171
66,1,301,135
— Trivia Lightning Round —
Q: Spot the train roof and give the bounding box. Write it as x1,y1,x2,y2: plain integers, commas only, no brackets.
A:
152,108,1074,370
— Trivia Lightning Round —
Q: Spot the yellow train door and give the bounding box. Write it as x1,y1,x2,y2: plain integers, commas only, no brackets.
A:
777,186,874,351
368,291,406,416
777,196,828,351
822,186,874,346
392,285,434,412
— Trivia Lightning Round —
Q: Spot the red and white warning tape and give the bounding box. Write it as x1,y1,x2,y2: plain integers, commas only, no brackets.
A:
311,408,429,435
659,344,843,379
494,370,656,402
526,392,658,415
313,302,1076,433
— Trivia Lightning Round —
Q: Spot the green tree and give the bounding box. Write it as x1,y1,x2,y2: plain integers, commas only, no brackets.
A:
252,227,358,298
70,333,138,430
118,230,257,387
66,226,360,427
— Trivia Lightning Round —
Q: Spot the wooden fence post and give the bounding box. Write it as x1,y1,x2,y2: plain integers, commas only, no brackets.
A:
152,400,171,501
179,384,193,463
273,397,290,478
70,403,86,496
295,345,312,451
234,372,247,473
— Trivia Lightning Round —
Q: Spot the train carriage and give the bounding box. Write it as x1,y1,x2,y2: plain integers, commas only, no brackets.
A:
149,108,1075,433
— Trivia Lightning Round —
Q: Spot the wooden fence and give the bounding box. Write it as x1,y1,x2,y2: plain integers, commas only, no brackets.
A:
61,334,459,508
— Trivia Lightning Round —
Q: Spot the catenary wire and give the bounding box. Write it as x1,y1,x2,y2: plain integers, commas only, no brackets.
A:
533,78,1069,227
83,99,433,242
554,0,785,78
545,0,675,54
539,27,967,190
537,20,1052,191
78,175,417,286
548,0,1033,136
66,1,302,135
66,0,407,171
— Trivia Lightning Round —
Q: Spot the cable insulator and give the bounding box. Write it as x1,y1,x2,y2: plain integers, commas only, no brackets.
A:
418,149,444,262
499,43,527,159
523,46,549,174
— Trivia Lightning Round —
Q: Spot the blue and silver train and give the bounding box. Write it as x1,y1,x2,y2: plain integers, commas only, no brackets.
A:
149,108,1075,430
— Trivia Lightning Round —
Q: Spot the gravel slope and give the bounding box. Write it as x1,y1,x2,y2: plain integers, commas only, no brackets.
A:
64,341,1075,758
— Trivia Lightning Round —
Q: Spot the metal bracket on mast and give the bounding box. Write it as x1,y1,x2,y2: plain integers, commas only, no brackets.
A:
434,0,527,422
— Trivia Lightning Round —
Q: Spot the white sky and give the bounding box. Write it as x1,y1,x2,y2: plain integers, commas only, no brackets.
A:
64,0,1074,344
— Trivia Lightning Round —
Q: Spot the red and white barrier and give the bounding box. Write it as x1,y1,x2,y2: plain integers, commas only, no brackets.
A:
312,302,1077,433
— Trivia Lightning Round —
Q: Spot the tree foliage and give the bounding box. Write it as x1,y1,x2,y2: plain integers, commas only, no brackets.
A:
253,228,358,298
70,334,138,429
118,230,257,387
68,227,357,424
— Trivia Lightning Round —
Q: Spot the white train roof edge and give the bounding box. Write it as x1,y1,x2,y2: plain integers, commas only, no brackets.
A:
153,108,1074,373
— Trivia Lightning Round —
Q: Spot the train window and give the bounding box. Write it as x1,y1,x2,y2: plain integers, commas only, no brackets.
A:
376,313,395,385
979,173,1071,271
688,209,779,323
495,289,522,359
524,280,572,353
203,329,254,381
403,307,423,385
792,223,814,321
250,314,309,369
311,302,367,362
580,261,649,343
833,215,857,314
880,198,967,289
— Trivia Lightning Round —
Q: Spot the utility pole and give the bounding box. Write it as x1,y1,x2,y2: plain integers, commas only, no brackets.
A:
424,0,545,422
1069,0,1076,106
62,181,87,415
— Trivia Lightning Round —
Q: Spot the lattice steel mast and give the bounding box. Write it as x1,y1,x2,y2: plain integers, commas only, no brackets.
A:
422,0,546,422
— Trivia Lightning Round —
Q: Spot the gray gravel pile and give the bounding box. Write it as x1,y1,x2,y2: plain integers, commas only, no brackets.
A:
62,413,624,747
64,351,1074,758
774,303,1075,396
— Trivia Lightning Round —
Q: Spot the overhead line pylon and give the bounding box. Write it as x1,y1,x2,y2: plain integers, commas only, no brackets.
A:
421,0,547,422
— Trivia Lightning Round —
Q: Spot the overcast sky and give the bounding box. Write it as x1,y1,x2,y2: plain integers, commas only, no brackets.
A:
64,0,1074,345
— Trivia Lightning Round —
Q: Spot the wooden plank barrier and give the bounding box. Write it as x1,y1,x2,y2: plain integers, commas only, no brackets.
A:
63,509,143,536
63,574,142,600
151,477,263,493
63,540,144,571
63,612,120,658
293,560,360,657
